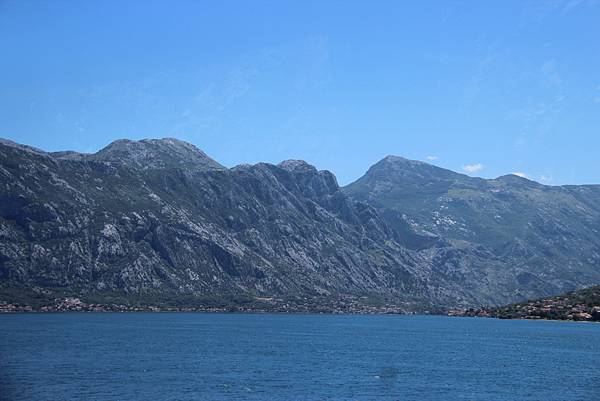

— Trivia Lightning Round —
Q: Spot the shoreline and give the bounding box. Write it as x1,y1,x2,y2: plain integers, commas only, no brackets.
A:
3,298,599,323
2,308,599,323
0,297,427,315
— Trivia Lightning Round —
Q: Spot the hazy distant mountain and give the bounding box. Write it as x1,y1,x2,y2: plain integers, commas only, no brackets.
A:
1,138,600,311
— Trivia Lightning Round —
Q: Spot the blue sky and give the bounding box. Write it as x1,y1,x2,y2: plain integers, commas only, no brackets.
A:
1,0,599,185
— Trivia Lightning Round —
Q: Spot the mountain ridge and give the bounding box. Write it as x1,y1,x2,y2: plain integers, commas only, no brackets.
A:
1,137,599,312
4,136,595,186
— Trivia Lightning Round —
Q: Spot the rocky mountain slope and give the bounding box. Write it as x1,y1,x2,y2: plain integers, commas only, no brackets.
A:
344,156,600,302
1,138,599,312
0,138,470,311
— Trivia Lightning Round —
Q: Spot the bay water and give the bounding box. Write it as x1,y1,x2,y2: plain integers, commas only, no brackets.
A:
1,313,598,400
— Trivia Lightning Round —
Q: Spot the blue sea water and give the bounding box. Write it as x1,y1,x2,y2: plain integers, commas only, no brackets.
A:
0,313,599,401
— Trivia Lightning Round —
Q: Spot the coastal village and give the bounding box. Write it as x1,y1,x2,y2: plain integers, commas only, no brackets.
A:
0,296,418,315
449,285,600,322
3,285,600,321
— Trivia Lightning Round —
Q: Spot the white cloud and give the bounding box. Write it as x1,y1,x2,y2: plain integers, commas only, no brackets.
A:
539,174,553,184
462,163,484,174
426,155,438,161
512,172,529,178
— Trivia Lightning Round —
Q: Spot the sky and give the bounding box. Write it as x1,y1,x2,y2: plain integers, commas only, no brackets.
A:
1,0,599,186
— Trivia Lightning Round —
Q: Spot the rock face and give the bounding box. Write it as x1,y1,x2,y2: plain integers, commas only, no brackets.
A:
343,155,600,303
1,139,600,311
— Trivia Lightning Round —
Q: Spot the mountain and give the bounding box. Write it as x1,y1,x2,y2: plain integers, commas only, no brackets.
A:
1,139,600,312
344,155,600,301
0,138,474,312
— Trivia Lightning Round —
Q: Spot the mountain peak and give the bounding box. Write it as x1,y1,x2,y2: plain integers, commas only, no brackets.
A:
93,138,225,171
381,155,411,163
495,174,541,188
366,154,463,181
377,155,430,169
343,154,481,204
277,159,318,173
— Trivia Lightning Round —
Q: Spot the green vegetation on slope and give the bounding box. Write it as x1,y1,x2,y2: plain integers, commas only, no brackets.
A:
491,285,600,321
